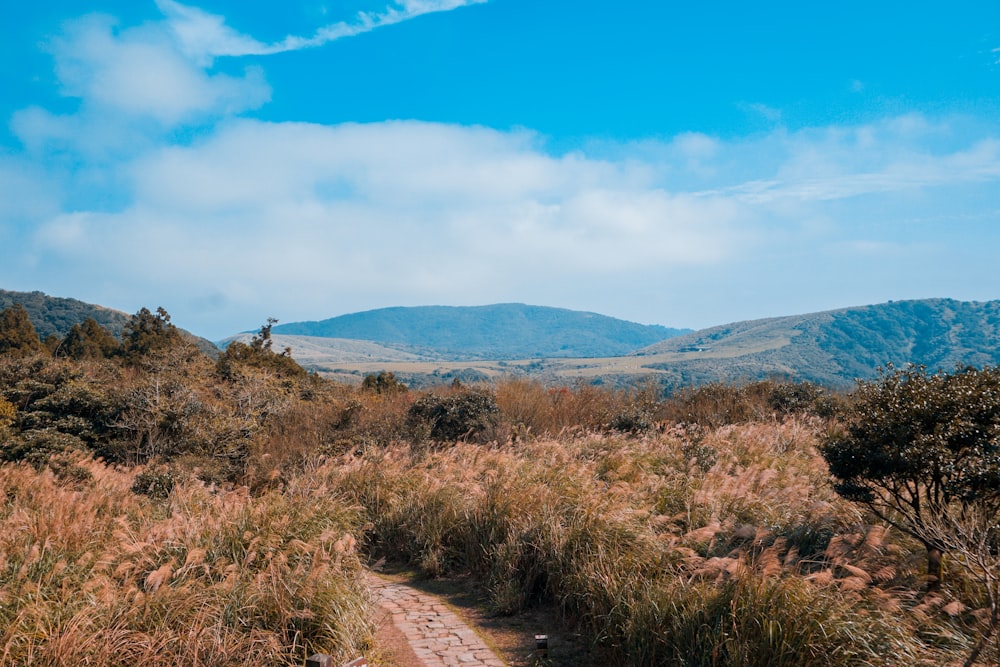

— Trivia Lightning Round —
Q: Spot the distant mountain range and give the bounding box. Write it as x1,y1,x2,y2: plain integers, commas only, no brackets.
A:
266,304,690,359
7,290,1000,389
258,298,1000,388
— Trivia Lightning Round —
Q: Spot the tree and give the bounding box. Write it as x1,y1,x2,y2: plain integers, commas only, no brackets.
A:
60,317,120,360
361,371,407,394
121,307,182,363
216,318,307,381
0,303,42,357
822,364,1000,592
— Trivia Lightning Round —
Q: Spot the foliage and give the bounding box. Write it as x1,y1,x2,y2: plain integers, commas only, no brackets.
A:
0,288,129,339
59,317,120,359
0,303,42,357
327,420,940,665
131,466,176,499
0,356,123,465
216,318,307,381
822,364,1000,589
120,307,183,364
919,504,1000,666
406,388,500,443
2,353,997,664
361,371,407,394
0,397,14,429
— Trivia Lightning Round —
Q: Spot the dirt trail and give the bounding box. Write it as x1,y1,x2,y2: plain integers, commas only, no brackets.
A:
367,573,507,667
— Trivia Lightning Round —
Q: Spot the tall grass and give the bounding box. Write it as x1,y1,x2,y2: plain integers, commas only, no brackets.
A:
323,417,952,665
0,454,372,666
0,370,988,665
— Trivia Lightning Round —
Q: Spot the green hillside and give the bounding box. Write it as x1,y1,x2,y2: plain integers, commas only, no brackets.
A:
269,303,689,359
0,289,129,339
635,298,1000,388
0,289,219,357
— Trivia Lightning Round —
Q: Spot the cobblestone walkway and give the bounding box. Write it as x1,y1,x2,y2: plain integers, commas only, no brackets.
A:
367,574,506,667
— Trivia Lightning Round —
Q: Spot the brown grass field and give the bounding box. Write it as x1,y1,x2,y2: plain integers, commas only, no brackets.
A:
1,350,996,666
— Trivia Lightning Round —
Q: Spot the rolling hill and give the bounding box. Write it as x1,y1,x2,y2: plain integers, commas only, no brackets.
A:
633,298,1000,388
270,298,1000,389
268,303,690,359
9,291,1000,390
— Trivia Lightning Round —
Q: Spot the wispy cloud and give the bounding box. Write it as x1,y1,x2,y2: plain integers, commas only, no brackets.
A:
156,0,487,62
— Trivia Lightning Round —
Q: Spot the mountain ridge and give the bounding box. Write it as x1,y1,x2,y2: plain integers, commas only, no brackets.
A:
267,303,690,359
634,298,1000,387
7,290,1000,390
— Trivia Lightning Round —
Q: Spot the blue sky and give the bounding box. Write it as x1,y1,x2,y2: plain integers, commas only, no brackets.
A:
2,0,999,340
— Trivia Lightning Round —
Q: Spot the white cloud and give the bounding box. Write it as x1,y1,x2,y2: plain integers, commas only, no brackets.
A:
45,13,270,126
19,110,999,339
5,2,1000,337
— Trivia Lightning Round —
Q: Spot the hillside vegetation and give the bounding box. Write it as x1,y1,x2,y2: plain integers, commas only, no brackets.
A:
637,298,1000,388
0,289,130,340
0,289,219,358
1,299,998,665
253,299,1000,391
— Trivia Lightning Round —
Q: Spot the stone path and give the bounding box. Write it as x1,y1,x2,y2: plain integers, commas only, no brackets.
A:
367,574,506,667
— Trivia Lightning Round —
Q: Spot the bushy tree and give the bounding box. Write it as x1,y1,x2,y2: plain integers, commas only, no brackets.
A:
0,356,123,466
216,318,307,381
121,307,182,363
59,317,120,360
822,364,1000,591
0,303,42,357
361,371,407,394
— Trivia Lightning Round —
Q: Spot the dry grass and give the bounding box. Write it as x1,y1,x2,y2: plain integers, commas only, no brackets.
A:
0,454,372,666
1,369,992,665
322,415,975,665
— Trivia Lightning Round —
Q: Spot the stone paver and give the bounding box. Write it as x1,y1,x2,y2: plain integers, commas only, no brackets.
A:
367,574,506,667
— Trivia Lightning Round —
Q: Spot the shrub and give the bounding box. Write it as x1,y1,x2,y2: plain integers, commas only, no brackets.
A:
361,371,407,394
0,397,15,428
608,404,655,434
406,388,500,443
131,466,176,499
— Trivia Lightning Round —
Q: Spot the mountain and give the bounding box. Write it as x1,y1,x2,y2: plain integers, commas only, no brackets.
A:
0,289,219,358
268,304,689,359
634,298,1000,388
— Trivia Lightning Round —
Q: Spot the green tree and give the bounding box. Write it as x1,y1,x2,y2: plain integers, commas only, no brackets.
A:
216,318,307,381
121,307,182,363
361,371,407,394
0,303,42,357
60,317,120,360
822,364,1000,591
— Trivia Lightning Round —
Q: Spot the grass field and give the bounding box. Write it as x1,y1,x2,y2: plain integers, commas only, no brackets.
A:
1,352,996,665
